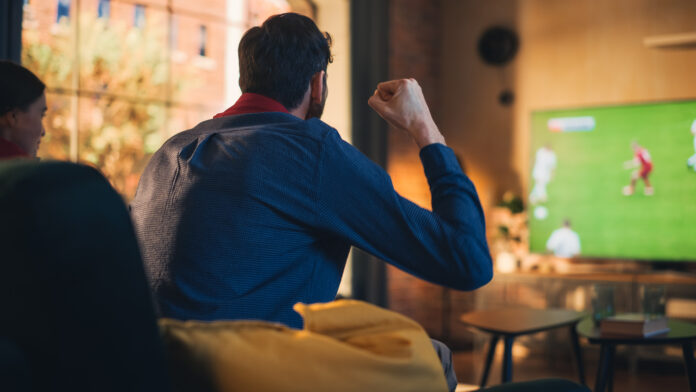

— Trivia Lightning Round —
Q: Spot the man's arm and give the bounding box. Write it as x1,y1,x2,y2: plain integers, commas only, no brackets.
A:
313,79,492,291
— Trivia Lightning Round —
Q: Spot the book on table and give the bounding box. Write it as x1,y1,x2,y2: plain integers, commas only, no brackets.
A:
599,313,670,337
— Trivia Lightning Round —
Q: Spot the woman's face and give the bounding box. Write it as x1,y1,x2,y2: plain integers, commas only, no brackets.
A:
8,94,47,157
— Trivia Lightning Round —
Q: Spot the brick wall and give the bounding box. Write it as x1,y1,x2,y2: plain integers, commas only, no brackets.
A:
386,0,477,346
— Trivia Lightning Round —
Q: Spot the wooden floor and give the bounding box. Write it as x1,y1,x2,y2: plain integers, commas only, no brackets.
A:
452,345,691,391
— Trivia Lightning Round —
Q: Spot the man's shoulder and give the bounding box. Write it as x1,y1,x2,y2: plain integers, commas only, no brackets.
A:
150,114,348,169
304,118,343,141
182,114,338,141
156,114,340,151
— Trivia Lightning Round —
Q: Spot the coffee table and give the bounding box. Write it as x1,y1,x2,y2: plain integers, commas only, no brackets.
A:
576,317,696,392
460,308,586,387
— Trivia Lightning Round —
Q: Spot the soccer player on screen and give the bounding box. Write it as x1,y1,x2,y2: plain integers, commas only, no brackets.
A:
546,219,581,258
530,143,557,204
622,141,654,196
687,119,696,171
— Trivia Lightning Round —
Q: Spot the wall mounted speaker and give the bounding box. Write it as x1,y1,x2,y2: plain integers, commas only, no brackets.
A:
478,26,519,66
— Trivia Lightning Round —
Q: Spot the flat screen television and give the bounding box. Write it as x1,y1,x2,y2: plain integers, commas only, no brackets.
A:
528,99,696,262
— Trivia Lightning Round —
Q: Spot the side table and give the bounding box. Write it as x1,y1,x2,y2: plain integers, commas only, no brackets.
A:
576,317,696,392
460,308,586,387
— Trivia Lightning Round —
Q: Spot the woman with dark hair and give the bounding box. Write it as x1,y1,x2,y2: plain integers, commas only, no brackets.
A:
0,61,47,159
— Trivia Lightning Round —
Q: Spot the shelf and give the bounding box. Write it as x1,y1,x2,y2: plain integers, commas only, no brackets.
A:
495,270,696,285
643,32,696,49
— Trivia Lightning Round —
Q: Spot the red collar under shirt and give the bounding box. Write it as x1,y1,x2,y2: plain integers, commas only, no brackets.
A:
214,93,289,118
0,138,29,160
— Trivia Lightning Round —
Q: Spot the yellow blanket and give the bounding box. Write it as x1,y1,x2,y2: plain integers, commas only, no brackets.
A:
159,299,448,392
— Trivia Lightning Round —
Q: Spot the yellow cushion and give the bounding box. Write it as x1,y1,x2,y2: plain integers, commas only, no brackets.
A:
159,299,448,392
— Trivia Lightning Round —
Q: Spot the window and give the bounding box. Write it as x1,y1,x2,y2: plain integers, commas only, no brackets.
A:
98,0,110,20
198,25,207,57
133,4,145,28
21,0,340,199
56,0,70,23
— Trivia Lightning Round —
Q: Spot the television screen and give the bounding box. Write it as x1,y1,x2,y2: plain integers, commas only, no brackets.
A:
528,100,696,261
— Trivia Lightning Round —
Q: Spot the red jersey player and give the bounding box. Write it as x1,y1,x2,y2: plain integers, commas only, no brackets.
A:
623,141,654,196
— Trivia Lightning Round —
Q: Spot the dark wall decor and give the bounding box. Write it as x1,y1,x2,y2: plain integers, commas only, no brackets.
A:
478,26,519,106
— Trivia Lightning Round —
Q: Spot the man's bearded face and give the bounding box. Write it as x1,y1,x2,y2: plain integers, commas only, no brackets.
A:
305,74,328,120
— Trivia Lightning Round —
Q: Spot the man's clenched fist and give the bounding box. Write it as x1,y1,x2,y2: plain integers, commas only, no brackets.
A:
367,78,445,148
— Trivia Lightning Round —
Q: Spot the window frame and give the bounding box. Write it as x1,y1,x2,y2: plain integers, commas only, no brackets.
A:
0,0,22,61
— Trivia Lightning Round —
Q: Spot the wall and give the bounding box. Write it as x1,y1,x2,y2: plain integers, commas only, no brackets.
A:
386,0,450,339
440,0,519,209
387,0,442,209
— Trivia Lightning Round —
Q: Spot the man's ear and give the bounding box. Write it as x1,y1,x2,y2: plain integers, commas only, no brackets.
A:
309,70,325,104
0,110,17,129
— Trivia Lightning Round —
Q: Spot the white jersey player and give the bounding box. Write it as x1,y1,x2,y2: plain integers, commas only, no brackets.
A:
687,119,696,171
530,144,557,204
546,220,581,258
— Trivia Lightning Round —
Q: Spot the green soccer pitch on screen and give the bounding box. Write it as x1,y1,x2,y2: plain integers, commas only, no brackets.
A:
528,100,696,262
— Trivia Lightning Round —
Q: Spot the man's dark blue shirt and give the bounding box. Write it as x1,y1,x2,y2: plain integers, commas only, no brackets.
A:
131,94,492,328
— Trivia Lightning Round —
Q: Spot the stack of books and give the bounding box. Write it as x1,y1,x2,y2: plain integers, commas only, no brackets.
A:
599,313,670,337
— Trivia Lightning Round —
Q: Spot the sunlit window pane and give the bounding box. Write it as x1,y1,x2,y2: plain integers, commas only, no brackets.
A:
199,25,207,57
133,4,146,29
77,96,166,198
167,107,210,138
21,0,327,200
98,0,110,19
247,0,291,27
22,13,76,92
171,11,225,111
37,92,72,161
56,0,71,23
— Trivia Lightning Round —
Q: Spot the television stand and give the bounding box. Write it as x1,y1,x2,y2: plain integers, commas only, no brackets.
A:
476,270,696,321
